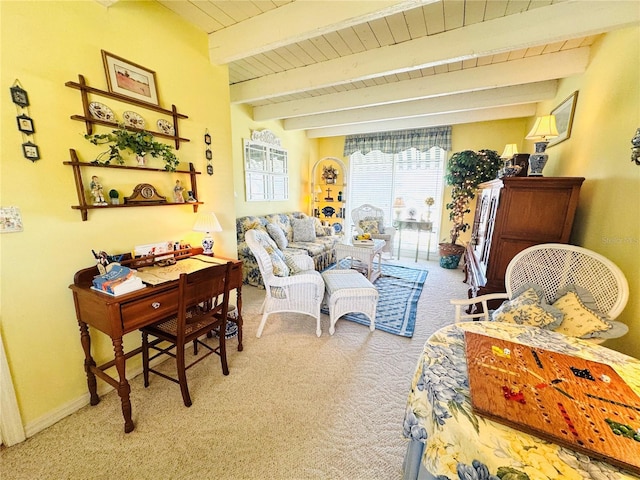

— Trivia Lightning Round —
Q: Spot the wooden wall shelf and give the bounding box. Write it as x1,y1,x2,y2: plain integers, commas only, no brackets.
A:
65,149,202,221
65,74,189,149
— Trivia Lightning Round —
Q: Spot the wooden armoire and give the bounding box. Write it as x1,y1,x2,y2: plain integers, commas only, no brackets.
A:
464,176,584,301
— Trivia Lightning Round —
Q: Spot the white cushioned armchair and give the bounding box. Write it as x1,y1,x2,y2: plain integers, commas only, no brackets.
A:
245,229,325,338
351,204,396,258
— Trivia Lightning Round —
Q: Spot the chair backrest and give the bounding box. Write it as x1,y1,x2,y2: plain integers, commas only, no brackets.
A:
175,261,232,338
352,204,387,233
505,243,629,320
245,229,276,288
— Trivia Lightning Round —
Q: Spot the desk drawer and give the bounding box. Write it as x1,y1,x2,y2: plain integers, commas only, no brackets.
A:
121,290,179,332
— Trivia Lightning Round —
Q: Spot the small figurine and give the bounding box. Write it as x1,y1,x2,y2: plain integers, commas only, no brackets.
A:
173,180,185,203
90,176,107,205
186,190,197,203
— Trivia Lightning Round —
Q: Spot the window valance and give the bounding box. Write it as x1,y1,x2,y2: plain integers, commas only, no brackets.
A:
343,126,452,156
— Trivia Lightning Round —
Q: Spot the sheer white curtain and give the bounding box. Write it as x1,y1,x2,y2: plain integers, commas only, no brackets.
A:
347,147,446,255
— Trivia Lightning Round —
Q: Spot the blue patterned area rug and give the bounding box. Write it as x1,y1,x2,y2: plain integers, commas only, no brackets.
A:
322,261,428,337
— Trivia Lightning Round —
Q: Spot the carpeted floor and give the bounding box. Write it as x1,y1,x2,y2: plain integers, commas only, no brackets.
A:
0,259,469,480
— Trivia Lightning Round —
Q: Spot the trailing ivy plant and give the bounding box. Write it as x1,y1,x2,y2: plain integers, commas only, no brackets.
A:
85,125,179,171
444,149,502,245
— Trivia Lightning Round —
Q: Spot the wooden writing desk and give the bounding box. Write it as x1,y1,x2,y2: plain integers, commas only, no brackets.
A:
69,248,243,433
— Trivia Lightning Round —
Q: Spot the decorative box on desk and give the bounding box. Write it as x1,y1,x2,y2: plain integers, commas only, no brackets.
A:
465,176,584,304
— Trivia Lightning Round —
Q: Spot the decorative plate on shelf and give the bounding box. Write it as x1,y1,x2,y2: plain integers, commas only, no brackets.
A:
156,119,175,136
321,206,335,218
88,102,115,122
332,222,342,233
123,111,145,129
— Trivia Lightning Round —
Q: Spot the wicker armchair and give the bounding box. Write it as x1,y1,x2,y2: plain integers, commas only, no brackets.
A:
450,243,629,343
245,229,325,338
351,204,396,258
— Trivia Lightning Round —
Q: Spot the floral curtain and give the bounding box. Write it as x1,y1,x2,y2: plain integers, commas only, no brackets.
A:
343,126,452,156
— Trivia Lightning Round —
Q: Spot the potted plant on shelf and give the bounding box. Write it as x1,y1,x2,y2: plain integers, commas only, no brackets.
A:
108,189,119,205
85,125,179,171
439,149,502,269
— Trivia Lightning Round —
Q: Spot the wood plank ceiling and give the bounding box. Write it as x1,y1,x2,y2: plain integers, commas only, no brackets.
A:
155,0,639,137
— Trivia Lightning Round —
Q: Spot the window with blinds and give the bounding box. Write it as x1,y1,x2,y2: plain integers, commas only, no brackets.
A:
347,147,446,255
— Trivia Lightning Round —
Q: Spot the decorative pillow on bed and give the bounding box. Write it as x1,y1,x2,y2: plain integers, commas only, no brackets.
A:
266,223,288,250
492,287,564,328
552,290,612,338
292,217,316,242
359,218,380,235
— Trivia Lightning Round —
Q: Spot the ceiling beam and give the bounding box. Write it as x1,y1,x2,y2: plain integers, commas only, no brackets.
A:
285,81,557,130
255,48,588,121
231,1,639,103
305,104,537,138
208,0,440,64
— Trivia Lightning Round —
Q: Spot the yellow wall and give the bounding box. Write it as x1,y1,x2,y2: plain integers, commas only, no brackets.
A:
230,104,319,218
1,0,235,426
526,26,640,357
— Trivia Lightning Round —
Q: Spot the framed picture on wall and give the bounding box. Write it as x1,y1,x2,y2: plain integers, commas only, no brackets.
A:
101,50,159,106
548,91,578,147
22,142,40,161
16,114,35,134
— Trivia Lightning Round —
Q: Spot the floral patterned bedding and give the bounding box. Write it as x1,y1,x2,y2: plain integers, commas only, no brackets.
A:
403,321,640,480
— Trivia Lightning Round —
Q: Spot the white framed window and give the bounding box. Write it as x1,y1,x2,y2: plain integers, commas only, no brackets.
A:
243,131,288,202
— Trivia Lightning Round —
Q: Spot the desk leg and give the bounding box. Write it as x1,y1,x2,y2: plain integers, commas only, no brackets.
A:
397,228,402,259
236,287,243,352
415,229,420,262
78,320,100,406
112,337,134,433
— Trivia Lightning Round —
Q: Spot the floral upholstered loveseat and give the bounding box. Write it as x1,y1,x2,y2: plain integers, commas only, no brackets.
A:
237,212,338,287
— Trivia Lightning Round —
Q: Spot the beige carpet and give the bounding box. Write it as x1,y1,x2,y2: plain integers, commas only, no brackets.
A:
0,260,469,480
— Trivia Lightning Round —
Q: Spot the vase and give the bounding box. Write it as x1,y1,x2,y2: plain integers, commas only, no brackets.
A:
439,243,465,269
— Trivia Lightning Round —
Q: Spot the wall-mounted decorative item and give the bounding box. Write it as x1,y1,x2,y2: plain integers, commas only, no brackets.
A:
205,130,213,175
22,142,40,161
101,50,159,106
16,114,35,134
548,91,578,147
631,128,640,166
243,129,288,201
10,84,29,107
0,206,24,233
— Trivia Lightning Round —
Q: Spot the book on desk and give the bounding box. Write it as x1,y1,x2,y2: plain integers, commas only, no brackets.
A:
91,264,146,296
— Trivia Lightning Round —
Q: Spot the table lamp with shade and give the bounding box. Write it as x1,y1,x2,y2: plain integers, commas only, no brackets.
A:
193,212,222,255
393,197,405,220
500,144,519,159
525,115,558,176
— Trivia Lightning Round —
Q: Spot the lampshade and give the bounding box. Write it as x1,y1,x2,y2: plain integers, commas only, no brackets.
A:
193,212,222,255
500,144,519,158
393,197,406,208
315,185,322,194
526,115,559,141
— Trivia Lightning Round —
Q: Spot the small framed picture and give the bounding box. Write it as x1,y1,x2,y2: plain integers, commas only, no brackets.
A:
548,91,579,147
205,148,213,160
16,114,35,134
101,50,159,105
22,142,40,161
10,85,29,107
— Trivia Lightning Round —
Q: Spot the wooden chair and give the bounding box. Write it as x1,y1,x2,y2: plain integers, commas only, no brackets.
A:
450,243,629,342
245,229,325,337
351,204,396,258
141,261,233,407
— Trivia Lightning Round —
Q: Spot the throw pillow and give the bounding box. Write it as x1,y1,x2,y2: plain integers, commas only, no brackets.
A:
283,252,303,274
492,287,564,328
313,217,327,237
266,223,288,250
254,230,289,277
292,217,316,242
552,290,612,338
359,218,380,235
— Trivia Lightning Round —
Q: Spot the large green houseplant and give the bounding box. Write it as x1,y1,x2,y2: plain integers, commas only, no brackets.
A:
85,125,179,171
439,149,502,268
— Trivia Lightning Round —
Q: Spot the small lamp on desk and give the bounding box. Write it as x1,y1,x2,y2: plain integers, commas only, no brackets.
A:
393,197,405,220
193,212,222,255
